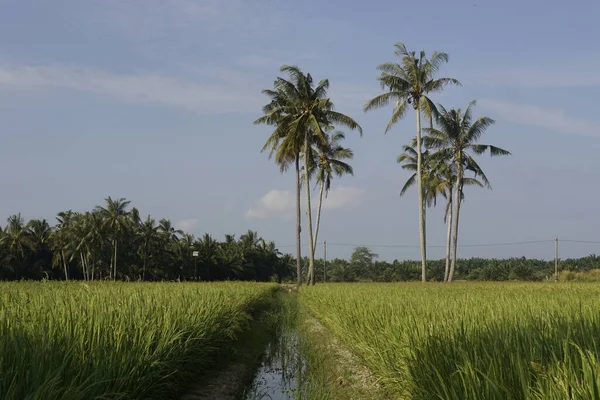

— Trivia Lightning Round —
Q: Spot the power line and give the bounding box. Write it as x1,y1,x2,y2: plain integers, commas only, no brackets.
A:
561,239,600,244
278,239,557,249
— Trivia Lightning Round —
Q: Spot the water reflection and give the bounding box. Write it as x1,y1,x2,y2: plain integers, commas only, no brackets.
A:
243,329,307,399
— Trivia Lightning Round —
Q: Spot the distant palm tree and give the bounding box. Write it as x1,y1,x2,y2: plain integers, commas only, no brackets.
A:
137,216,161,280
198,233,219,281
426,101,510,281
2,214,34,277
309,130,354,285
54,210,74,280
256,65,362,287
95,197,131,280
27,219,52,247
364,42,460,282
158,219,183,242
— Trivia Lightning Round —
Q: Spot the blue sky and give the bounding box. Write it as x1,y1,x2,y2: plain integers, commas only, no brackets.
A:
1,0,599,261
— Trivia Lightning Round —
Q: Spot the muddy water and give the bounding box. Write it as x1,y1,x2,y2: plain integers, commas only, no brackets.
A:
242,330,307,399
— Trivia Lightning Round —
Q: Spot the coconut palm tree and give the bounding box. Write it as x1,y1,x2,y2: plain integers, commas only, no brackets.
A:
364,42,460,282
308,130,353,285
397,144,446,208
137,216,161,280
95,197,131,280
256,65,362,287
426,101,510,282
158,219,183,243
53,211,74,280
2,214,34,278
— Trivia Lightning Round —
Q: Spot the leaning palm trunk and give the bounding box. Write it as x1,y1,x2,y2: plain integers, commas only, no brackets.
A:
311,179,325,265
61,250,68,281
295,155,302,288
303,141,316,286
444,192,453,282
448,169,463,282
80,253,88,281
415,108,427,282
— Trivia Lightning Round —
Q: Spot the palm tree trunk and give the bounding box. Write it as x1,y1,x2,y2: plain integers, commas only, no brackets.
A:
304,141,316,286
444,192,453,282
113,239,118,281
295,155,302,288
448,170,462,282
311,180,325,264
80,252,87,281
91,257,95,281
61,250,68,281
142,254,147,281
415,108,427,282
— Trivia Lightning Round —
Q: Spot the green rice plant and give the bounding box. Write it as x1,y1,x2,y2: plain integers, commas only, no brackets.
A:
0,281,277,399
300,282,600,399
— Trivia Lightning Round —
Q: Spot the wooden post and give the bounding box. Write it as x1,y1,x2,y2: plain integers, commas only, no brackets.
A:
555,238,559,281
323,240,327,283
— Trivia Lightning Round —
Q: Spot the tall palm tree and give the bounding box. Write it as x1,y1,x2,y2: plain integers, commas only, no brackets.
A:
308,130,354,285
95,197,131,280
364,42,460,282
256,65,362,287
426,101,510,282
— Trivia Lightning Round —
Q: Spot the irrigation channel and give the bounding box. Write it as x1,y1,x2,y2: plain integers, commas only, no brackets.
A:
181,287,381,400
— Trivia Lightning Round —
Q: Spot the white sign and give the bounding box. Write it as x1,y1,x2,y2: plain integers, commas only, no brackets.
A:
192,251,199,257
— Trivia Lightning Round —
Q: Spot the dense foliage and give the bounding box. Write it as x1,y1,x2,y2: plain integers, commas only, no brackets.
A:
0,197,295,282
317,247,600,282
301,283,600,399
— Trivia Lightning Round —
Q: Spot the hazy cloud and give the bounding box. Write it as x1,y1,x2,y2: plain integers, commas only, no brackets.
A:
245,186,365,220
0,64,262,114
479,99,600,137
175,218,200,233
472,64,600,88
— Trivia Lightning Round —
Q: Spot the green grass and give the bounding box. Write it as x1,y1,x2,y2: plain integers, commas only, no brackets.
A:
300,282,600,399
0,281,277,400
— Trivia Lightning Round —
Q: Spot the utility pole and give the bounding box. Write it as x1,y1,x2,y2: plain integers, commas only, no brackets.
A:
323,240,327,283
554,238,559,281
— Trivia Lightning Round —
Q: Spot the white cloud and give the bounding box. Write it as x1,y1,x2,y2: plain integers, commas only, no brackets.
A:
175,218,200,233
245,190,295,220
322,187,365,210
479,99,600,137
245,186,365,220
0,64,262,114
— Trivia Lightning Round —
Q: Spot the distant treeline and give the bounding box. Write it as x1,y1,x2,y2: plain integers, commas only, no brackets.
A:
1,199,597,283
0,197,295,282
312,247,600,282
